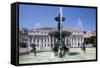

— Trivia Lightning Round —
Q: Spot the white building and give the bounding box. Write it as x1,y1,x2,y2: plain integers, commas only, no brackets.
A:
19,27,86,53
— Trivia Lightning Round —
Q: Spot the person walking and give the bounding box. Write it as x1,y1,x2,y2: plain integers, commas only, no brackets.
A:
31,44,36,56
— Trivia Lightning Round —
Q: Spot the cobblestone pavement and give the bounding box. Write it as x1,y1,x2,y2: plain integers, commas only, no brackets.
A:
19,48,96,64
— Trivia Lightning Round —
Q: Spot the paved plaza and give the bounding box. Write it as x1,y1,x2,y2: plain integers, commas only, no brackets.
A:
19,48,96,64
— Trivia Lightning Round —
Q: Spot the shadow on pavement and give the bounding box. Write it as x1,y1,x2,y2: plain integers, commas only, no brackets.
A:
67,52,79,56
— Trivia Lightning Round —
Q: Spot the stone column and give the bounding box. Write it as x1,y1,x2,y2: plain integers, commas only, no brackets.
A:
43,38,45,48
35,38,37,46
49,36,51,47
77,37,78,47
71,37,73,47
52,37,54,48
46,37,48,47
27,36,31,53
27,37,30,48
31,36,34,44
39,38,41,50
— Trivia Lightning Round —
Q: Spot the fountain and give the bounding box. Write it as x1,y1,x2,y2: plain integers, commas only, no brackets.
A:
54,7,66,58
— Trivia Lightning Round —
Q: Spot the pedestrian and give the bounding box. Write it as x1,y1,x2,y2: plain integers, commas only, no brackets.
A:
31,44,36,56
81,43,86,52
58,45,64,58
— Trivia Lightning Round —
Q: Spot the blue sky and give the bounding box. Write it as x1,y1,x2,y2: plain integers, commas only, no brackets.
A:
19,4,96,32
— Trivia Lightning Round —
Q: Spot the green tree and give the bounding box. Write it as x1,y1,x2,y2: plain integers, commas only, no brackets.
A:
89,36,96,47
84,38,90,45
83,36,96,47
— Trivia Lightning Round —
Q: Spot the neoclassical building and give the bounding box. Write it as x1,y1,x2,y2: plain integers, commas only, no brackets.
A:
19,27,90,52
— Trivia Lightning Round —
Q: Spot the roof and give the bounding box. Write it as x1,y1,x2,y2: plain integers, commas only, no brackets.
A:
32,27,83,32
35,27,57,30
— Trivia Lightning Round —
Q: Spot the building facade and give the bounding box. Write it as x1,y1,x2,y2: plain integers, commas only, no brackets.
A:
19,27,89,53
